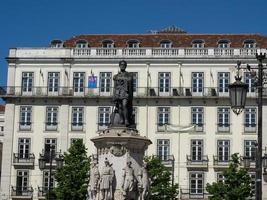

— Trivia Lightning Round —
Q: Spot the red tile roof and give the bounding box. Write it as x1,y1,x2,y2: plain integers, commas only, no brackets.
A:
63,33,267,48
0,105,5,112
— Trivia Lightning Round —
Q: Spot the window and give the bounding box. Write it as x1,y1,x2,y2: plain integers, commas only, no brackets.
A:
218,40,230,48
243,40,256,48
192,40,204,48
127,40,140,48
217,173,225,183
218,72,229,93
73,72,85,93
42,171,55,192
46,107,58,131
157,139,170,161
192,72,204,93
102,40,114,48
0,126,3,132
98,107,111,130
158,72,171,94
191,140,203,161
244,72,256,93
18,138,31,159
157,107,170,131
50,40,63,48
190,172,204,195
16,170,29,193
71,107,84,131
22,72,34,93
191,107,204,132
19,106,32,131
217,140,230,162
99,72,112,93
160,40,172,48
244,140,256,161
48,72,60,93
132,72,138,93
217,107,230,132
244,108,256,132
76,40,88,48
44,138,57,161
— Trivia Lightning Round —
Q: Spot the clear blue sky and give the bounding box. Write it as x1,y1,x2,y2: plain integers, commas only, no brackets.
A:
1,0,267,87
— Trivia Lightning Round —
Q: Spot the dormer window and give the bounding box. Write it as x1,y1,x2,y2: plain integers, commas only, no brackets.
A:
127,40,140,48
102,40,114,48
160,40,172,48
243,40,256,48
50,40,63,48
192,40,205,48
218,40,230,48
76,40,88,48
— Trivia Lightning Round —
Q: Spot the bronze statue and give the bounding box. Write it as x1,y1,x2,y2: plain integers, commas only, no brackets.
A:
110,60,134,127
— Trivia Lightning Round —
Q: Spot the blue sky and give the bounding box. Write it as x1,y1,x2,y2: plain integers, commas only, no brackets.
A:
1,0,267,88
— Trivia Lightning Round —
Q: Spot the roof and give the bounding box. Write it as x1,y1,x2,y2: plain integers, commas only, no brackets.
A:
0,105,5,112
63,33,267,48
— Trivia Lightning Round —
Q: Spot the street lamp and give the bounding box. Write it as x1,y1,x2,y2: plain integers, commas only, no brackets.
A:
229,53,267,200
39,148,64,200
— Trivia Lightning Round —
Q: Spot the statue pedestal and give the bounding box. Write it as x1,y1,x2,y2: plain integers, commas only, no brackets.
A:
91,127,152,200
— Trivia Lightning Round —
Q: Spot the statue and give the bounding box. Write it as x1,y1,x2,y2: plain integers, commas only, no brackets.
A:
138,162,150,200
111,60,134,127
100,159,114,200
122,160,137,199
88,159,100,200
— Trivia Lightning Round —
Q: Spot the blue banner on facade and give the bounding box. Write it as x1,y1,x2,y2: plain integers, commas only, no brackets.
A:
88,76,97,88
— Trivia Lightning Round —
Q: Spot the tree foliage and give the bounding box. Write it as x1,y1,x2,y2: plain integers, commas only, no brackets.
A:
144,156,179,200
54,139,90,200
206,153,253,200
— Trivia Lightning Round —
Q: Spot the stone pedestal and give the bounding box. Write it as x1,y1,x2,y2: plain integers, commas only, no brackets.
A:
91,127,152,200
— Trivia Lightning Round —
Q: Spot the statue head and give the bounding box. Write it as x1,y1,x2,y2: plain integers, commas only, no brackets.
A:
126,160,132,167
104,158,110,166
119,60,127,72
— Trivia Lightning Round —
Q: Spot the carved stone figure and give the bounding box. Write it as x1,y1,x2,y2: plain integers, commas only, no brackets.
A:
88,159,100,200
100,159,114,200
111,60,134,127
138,162,150,200
122,161,136,199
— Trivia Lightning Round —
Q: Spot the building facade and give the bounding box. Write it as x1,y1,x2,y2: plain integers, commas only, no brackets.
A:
1,30,267,199
0,105,4,188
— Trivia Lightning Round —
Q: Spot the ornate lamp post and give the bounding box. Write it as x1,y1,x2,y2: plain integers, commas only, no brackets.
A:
229,53,267,200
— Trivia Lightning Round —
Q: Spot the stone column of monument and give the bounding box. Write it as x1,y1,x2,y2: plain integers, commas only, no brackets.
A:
90,60,152,200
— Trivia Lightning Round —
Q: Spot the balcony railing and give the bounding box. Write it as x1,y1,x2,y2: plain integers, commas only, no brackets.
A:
180,188,210,199
157,155,175,167
213,155,231,169
0,86,261,98
186,155,209,169
217,124,230,133
39,151,63,169
244,124,257,133
11,186,33,198
13,153,35,168
38,186,48,198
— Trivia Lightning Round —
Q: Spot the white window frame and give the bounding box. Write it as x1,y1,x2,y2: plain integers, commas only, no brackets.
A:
73,72,85,94
19,106,32,131
157,107,170,131
157,139,170,161
48,72,60,94
244,140,256,161
189,172,204,195
192,72,204,94
217,107,230,132
191,107,204,132
98,107,111,130
191,140,203,161
22,72,34,95
71,107,84,131
244,107,257,132
99,72,112,95
217,140,230,162
218,72,229,94
18,138,31,159
46,107,58,131
158,72,171,95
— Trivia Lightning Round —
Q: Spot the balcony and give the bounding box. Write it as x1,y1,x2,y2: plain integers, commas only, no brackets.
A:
71,122,84,131
11,186,33,199
38,187,50,199
13,153,35,169
213,156,230,170
217,124,230,133
241,156,256,170
158,155,175,168
39,151,63,169
0,86,262,99
180,189,210,199
45,122,58,131
244,124,257,133
186,155,209,170
98,123,110,131
19,122,32,131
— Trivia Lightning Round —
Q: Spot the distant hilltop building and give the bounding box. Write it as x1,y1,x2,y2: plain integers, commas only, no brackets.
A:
1,29,267,199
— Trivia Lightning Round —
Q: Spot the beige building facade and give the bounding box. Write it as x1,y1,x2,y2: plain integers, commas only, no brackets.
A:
1,31,267,199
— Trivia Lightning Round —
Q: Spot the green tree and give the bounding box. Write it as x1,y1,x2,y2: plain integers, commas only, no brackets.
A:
206,153,253,200
54,139,90,200
145,156,179,200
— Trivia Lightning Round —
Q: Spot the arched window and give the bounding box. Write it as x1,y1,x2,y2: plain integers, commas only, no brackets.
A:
102,40,114,48
192,40,205,48
75,40,88,48
50,40,63,48
218,40,231,48
127,40,140,48
160,40,172,48
243,40,256,48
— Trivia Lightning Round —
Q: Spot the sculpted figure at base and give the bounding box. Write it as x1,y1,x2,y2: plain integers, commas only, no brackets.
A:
88,159,100,200
138,162,150,200
122,160,137,199
111,60,134,127
100,159,114,200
